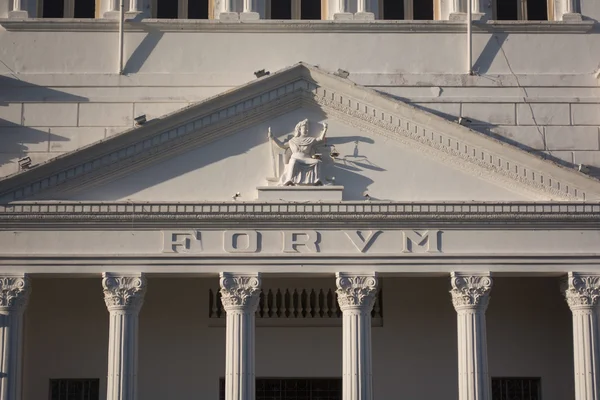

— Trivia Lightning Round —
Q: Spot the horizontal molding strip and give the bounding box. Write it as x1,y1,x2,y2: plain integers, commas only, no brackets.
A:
1,202,600,228
0,19,594,33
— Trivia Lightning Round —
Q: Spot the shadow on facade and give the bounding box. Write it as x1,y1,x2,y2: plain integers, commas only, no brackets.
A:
0,75,88,175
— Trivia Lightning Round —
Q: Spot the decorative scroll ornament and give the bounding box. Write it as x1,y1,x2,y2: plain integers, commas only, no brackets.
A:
450,274,493,310
102,275,147,311
335,274,378,311
563,274,600,309
0,276,30,310
219,274,262,311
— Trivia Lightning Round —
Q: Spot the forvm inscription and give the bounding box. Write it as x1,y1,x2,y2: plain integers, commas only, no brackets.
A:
162,230,442,254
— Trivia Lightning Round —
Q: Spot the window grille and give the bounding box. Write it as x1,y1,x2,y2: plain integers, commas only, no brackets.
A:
491,378,541,400
219,378,342,400
49,379,100,400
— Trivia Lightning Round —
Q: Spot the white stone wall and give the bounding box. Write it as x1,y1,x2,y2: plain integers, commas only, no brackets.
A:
0,27,598,178
22,276,573,400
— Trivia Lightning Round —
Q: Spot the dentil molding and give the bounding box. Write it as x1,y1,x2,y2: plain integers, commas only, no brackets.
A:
450,273,493,310
102,273,147,311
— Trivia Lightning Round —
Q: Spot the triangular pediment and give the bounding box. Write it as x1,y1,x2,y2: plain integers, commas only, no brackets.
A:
1,63,600,202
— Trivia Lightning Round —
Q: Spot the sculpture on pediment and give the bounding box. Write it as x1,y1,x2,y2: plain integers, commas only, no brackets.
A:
268,119,328,186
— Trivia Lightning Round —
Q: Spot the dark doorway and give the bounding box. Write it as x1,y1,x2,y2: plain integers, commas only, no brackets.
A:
383,0,405,19
74,0,95,17
413,0,433,19
43,0,65,17
272,0,293,19
157,0,178,18
188,0,209,18
526,0,547,20
301,0,321,19
496,0,519,19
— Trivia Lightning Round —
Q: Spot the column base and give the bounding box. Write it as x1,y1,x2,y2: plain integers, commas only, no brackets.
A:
562,12,583,21
333,12,354,20
219,12,240,21
449,12,485,20
125,10,148,21
8,10,28,18
103,10,121,19
354,12,374,20
240,11,260,20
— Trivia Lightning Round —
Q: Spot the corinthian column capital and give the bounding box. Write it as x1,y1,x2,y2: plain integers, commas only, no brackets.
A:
562,272,600,310
219,273,261,311
102,273,146,312
335,273,378,311
0,275,30,312
450,272,492,311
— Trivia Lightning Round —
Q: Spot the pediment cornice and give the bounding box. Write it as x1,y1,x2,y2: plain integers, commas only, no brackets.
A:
2,63,600,202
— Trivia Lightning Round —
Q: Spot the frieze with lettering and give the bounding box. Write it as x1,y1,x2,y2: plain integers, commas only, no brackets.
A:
161,230,442,254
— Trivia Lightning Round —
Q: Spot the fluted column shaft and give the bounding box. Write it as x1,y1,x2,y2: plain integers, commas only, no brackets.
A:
563,273,600,400
220,273,261,400
103,273,146,400
0,276,30,400
11,0,21,11
450,272,492,400
128,0,138,12
337,0,347,13
336,273,378,400
357,0,367,13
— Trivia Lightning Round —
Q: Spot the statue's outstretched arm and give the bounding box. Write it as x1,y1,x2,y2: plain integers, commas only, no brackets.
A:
317,122,328,142
268,127,288,150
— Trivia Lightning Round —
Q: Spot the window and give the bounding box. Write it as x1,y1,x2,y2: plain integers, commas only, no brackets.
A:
267,0,322,19
40,0,96,18
491,378,541,400
381,0,434,20
49,379,100,400
154,0,209,18
495,0,550,20
219,378,342,400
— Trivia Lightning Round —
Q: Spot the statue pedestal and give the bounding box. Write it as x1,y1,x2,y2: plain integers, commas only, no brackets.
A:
257,186,343,202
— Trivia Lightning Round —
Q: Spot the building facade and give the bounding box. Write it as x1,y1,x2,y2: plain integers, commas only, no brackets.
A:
1,1,600,400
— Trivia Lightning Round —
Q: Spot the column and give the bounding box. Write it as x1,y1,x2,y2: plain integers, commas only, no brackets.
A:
220,0,239,20
354,0,374,20
104,0,121,19
0,275,30,400
562,0,582,20
220,273,261,400
333,0,353,20
240,0,259,20
8,0,28,18
102,273,147,400
450,272,492,400
562,272,600,400
335,273,378,400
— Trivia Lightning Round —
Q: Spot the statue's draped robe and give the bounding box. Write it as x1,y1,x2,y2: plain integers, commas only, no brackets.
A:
278,136,322,185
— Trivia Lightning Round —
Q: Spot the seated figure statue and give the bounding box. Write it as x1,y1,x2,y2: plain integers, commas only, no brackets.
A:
268,119,328,186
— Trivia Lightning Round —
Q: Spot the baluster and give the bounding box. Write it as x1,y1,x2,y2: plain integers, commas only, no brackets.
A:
301,289,308,318
276,289,282,318
258,290,265,318
334,292,341,317
326,289,334,318
309,289,316,318
318,289,325,318
217,291,224,318
267,289,274,318
293,289,299,318
372,292,380,318
284,289,291,318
